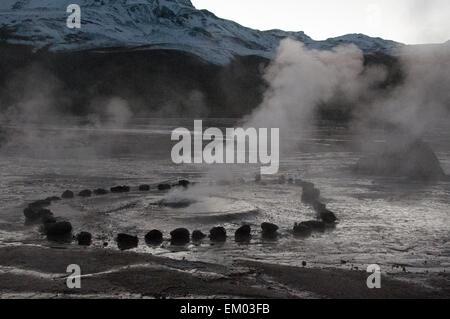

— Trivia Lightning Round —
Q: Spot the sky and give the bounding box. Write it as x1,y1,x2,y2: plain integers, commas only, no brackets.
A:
191,0,450,44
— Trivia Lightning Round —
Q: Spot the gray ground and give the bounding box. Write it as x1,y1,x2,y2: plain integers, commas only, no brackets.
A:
0,246,448,299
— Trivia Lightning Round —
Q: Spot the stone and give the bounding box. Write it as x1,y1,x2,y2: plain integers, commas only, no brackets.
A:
170,228,190,245
78,189,92,197
192,230,207,241
145,229,163,244
209,226,227,242
158,184,171,191
110,186,130,193
76,232,92,246
235,225,251,242
116,233,138,250
93,188,108,195
139,184,150,191
61,190,74,199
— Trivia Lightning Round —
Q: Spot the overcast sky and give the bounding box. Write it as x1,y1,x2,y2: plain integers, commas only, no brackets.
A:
191,0,450,44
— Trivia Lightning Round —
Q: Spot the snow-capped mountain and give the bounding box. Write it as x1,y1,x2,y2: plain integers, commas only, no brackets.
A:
0,0,402,65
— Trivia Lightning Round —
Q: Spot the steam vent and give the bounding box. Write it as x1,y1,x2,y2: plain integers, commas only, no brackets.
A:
356,137,446,181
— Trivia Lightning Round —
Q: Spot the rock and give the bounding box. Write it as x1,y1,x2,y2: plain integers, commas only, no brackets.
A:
23,207,53,222
139,184,150,191
235,225,251,242
93,188,108,195
145,230,163,244
61,190,74,199
45,221,72,237
116,233,138,250
261,222,279,238
170,228,190,245
158,184,171,191
355,136,446,181
302,261,307,267
261,222,278,233
192,230,207,241
45,196,61,202
78,189,92,197
318,209,338,224
178,180,190,188
110,186,130,193
28,199,51,208
209,227,227,242
293,223,312,237
76,232,92,246
299,220,326,232
313,201,338,223
278,175,286,184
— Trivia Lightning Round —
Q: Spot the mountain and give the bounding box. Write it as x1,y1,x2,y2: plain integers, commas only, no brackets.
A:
0,0,402,65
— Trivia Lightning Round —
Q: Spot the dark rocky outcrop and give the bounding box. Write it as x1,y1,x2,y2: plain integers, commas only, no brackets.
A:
110,186,130,193
93,188,108,195
355,137,446,181
170,228,190,245
145,230,163,245
139,185,150,191
192,230,207,241
209,227,227,242
61,190,74,199
261,222,279,238
78,189,92,197
76,232,92,246
235,225,251,242
116,233,139,250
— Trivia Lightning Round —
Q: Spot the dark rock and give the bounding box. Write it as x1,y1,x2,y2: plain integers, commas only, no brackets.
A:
45,196,61,202
61,190,74,199
116,233,138,250
192,230,207,241
209,226,227,242
139,184,150,191
313,201,338,223
293,223,312,237
235,225,251,242
24,207,53,222
76,232,92,246
93,188,108,195
28,199,51,208
178,180,190,188
45,221,72,237
145,230,163,244
110,186,130,193
170,228,190,245
261,222,279,235
355,137,446,181
299,220,326,232
78,189,92,197
302,261,307,267
158,184,171,191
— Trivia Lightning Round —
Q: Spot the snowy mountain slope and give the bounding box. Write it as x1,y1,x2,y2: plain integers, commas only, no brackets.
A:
0,0,402,64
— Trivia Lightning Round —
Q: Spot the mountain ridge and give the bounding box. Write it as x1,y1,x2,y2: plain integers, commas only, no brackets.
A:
0,0,405,65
